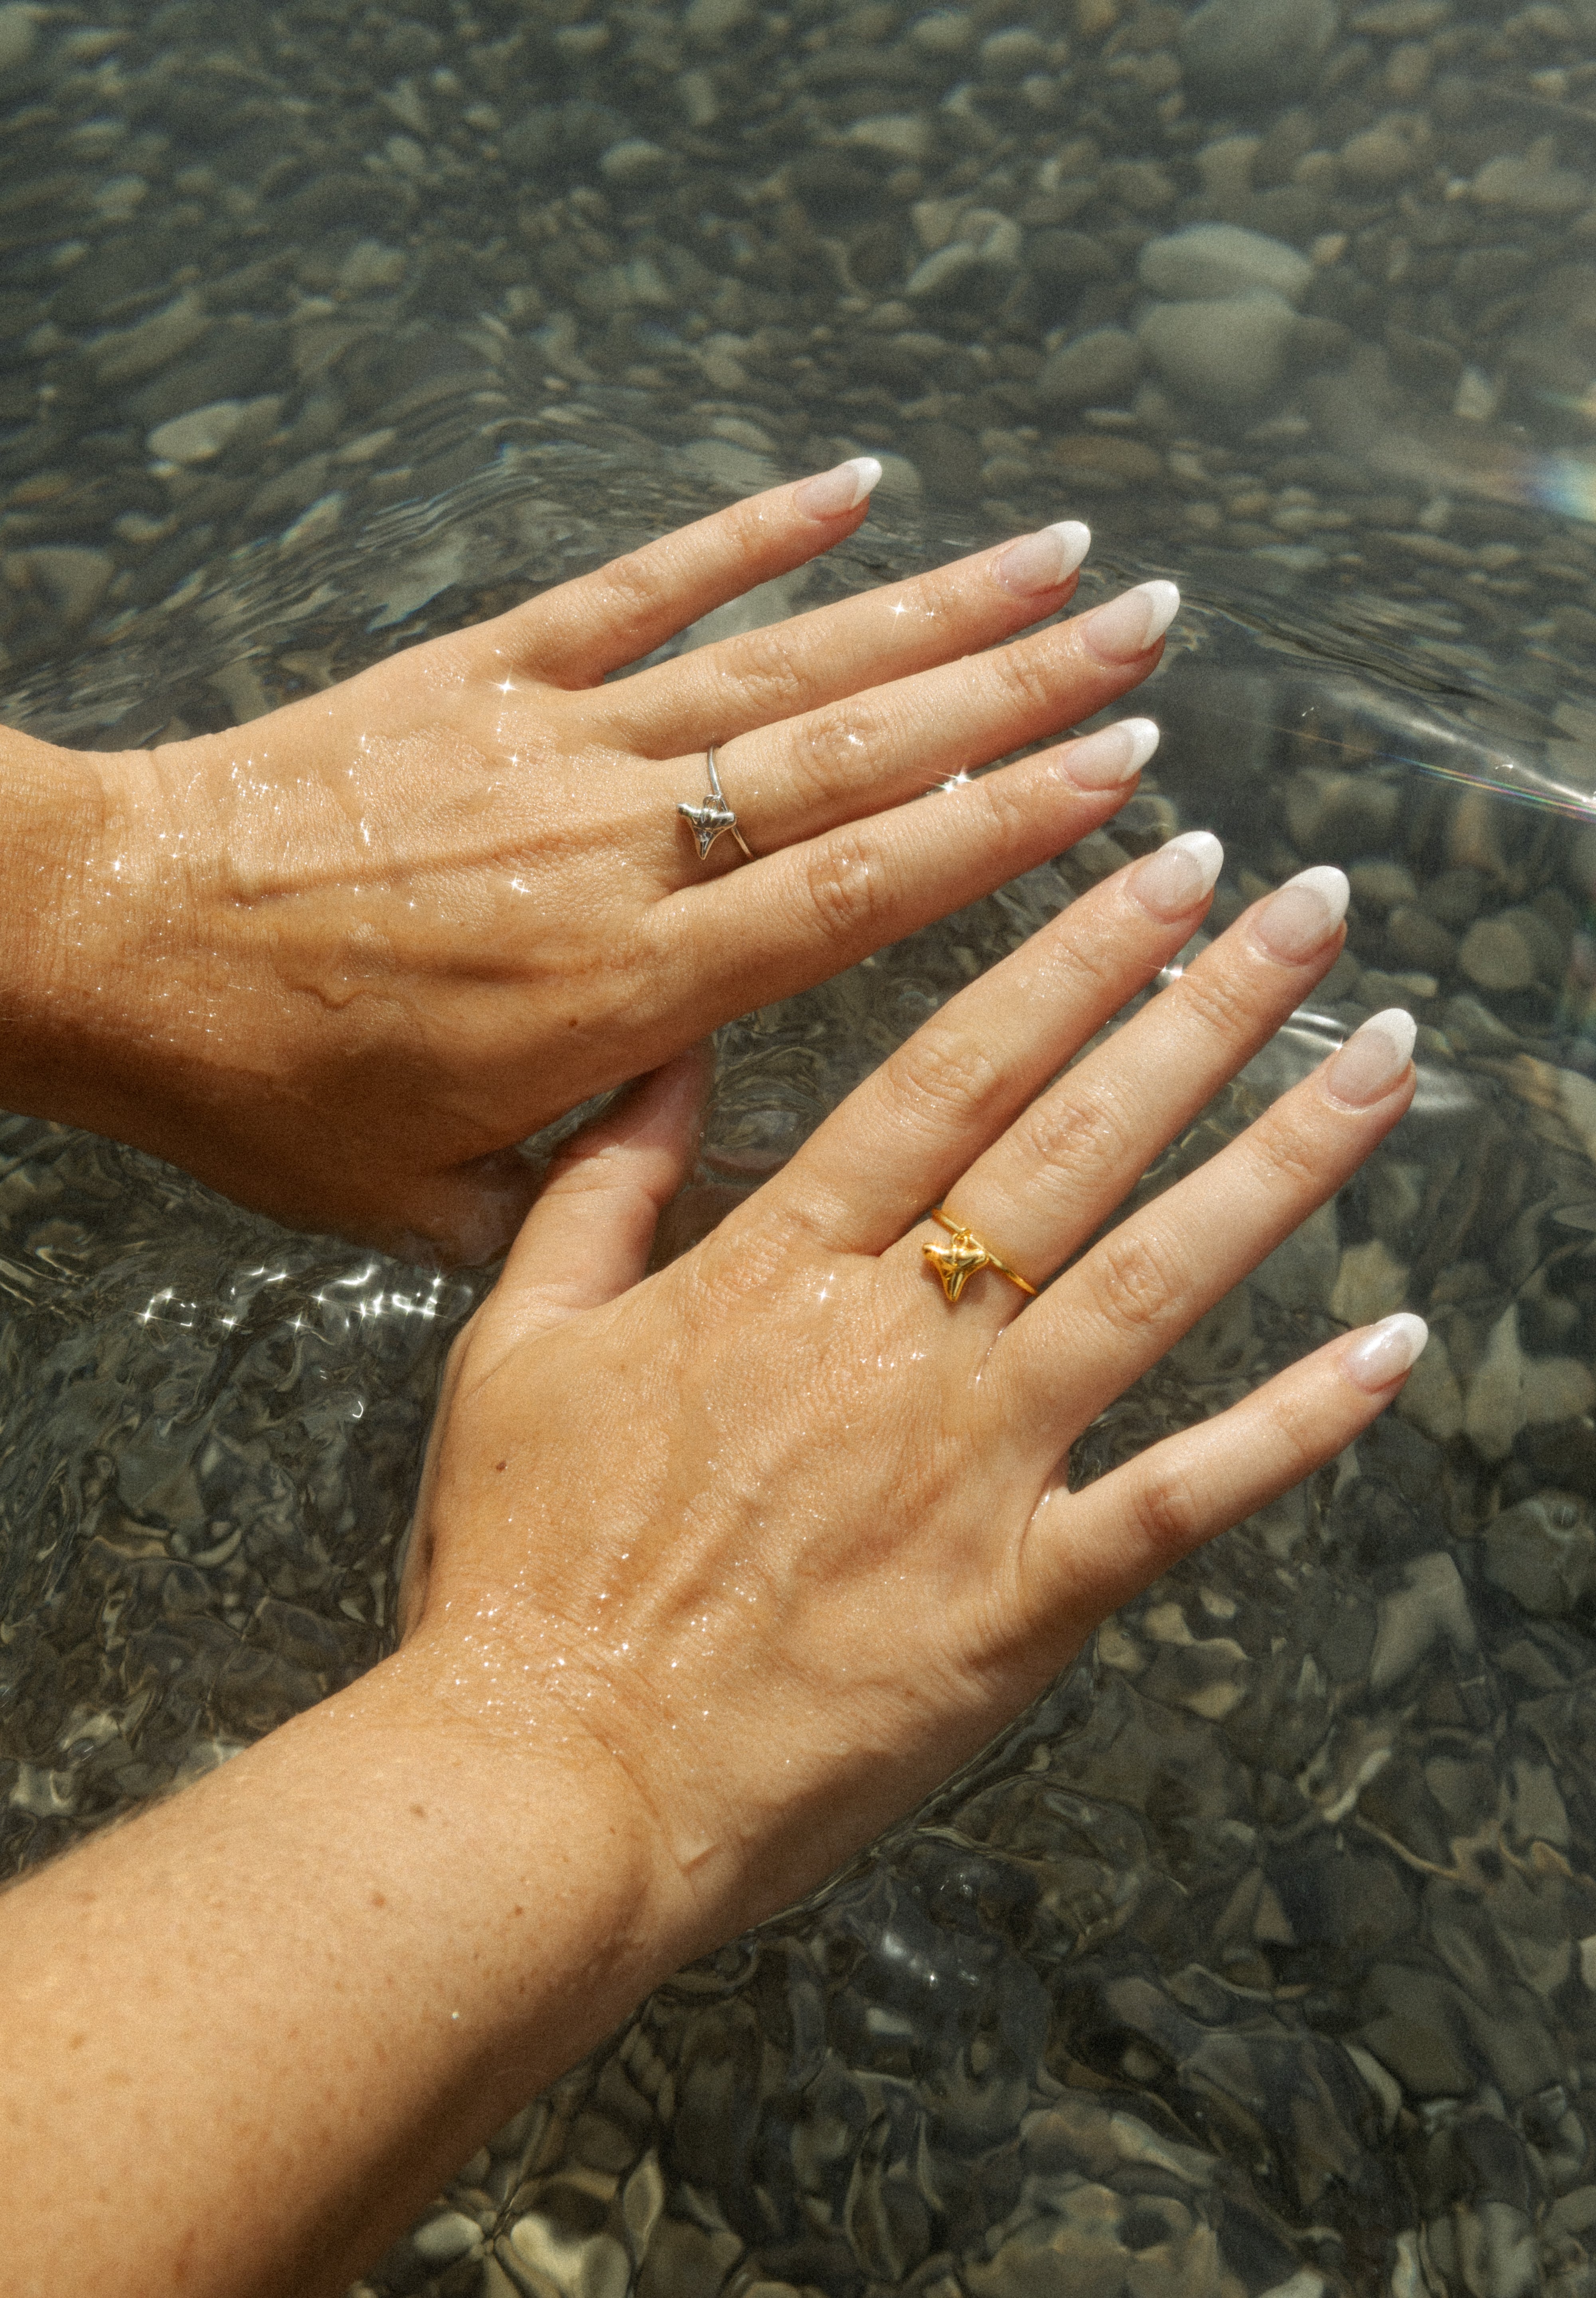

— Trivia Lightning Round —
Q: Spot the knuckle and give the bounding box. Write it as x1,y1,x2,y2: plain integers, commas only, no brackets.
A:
1172,960,1257,1048
589,550,663,642
1087,1227,1185,1339
896,1020,1006,1137
1019,1088,1131,1196
799,827,889,948
1128,1463,1203,1557
988,638,1060,721
719,626,808,722
789,703,887,808
1246,1106,1323,1197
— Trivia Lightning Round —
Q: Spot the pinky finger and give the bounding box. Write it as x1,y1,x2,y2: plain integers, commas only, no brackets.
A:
1025,1314,1429,1635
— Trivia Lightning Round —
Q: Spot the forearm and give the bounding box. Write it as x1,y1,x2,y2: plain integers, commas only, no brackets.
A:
0,1645,670,2298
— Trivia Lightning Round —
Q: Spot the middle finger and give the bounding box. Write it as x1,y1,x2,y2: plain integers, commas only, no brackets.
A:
925,862,1353,1310
652,580,1181,872
606,523,1094,756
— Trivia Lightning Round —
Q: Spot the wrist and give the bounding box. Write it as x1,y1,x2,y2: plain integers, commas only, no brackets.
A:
0,726,159,1131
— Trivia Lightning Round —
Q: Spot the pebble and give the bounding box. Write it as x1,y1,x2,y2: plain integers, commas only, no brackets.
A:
1472,151,1590,215
1035,326,1141,407
1458,915,1535,993
1179,0,1338,102
0,3,38,72
1368,1552,1477,1692
1138,291,1300,409
844,113,933,163
1138,224,1314,306
1482,1495,1596,1619
92,293,211,386
147,400,257,466
681,438,783,494
6,545,114,628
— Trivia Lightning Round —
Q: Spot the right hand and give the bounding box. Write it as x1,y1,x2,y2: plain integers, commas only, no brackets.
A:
395,832,1420,1957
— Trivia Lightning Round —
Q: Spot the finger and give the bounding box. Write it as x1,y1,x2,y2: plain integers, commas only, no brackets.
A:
755,816,1217,1254
1005,1009,1419,1429
1018,1315,1428,1637
476,462,881,687
606,520,1093,755
481,1052,709,1358
934,864,1353,1297
643,580,1180,867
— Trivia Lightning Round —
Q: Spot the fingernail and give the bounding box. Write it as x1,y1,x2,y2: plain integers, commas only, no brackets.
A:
1081,579,1180,664
1344,1311,1428,1392
1131,829,1223,919
793,457,881,519
1324,1006,1416,1107
1254,865,1350,962
1065,716,1159,790
995,520,1091,595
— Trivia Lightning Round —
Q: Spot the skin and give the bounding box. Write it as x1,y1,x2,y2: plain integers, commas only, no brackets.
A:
0,836,1418,2298
0,473,1164,1261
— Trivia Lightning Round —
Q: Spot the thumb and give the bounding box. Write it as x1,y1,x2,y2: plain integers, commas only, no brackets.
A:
478,1049,710,1359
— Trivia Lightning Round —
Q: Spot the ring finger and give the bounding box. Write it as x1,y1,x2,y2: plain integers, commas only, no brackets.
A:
915,859,1356,1321
654,578,1181,877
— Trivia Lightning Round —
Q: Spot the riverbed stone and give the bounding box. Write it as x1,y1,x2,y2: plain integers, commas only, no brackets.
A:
1139,223,1313,305
1179,0,1338,102
1036,327,1141,406
1458,915,1536,993
1138,291,1299,408
0,3,38,71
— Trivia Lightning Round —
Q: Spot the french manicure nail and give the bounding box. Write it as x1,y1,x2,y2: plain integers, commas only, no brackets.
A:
1132,829,1223,919
995,520,1092,595
1324,1006,1417,1107
1082,579,1180,664
793,456,881,519
1255,865,1350,962
1065,716,1159,790
1344,1311,1428,1392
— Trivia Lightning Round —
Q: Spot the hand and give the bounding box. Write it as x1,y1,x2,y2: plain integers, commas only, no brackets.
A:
397,835,1422,1954
22,462,1176,1260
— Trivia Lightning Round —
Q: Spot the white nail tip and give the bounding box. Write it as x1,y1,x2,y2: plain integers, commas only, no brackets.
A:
1129,578,1181,642
1046,519,1092,574
1345,1311,1429,1390
1359,1006,1418,1062
1282,863,1351,929
844,455,883,500
1119,717,1161,772
1163,828,1224,892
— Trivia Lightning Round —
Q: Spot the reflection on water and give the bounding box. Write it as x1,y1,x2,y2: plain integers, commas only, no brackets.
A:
4,0,1596,2290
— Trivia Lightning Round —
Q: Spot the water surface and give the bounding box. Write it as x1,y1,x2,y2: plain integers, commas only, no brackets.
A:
4,2,1596,2292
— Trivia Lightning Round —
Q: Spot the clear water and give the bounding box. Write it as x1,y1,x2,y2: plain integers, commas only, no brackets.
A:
4,1,1596,2291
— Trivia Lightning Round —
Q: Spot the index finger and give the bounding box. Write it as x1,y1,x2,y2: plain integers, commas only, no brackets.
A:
477,460,882,686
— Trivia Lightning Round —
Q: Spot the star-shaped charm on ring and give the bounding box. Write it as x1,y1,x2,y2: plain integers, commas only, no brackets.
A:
924,1230,992,1304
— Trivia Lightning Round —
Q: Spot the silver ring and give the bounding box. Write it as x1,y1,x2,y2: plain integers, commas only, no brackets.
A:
678,744,755,864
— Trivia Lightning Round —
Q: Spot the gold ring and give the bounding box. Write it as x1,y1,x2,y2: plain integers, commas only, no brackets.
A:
922,1207,1038,1305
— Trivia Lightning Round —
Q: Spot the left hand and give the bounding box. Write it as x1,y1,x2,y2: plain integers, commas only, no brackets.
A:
14,467,1173,1260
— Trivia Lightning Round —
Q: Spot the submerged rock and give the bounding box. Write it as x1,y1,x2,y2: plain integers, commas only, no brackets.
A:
1138,291,1299,409
1139,224,1313,306
1180,0,1339,103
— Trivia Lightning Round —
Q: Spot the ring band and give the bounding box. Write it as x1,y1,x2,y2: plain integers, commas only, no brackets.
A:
678,744,755,864
922,1207,1038,1305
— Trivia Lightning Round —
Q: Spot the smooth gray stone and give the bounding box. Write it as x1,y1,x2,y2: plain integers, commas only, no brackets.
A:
1036,326,1140,407
1138,290,1298,408
0,2,38,71
1180,0,1338,101
1139,223,1313,306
